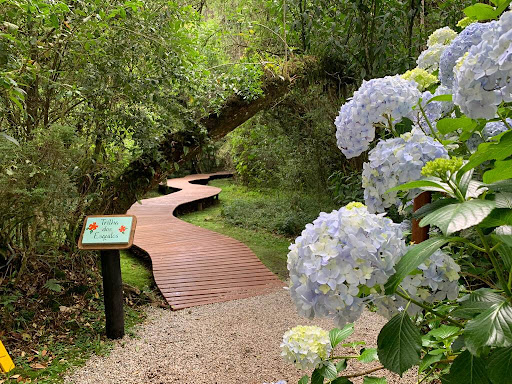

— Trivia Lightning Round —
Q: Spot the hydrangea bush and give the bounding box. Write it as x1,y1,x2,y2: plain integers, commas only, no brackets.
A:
281,7,512,384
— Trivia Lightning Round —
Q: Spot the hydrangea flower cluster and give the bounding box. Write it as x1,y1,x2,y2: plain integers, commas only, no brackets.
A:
374,250,460,318
362,129,448,213
453,11,512,119
417,44,447,73
335,76,421,158
280,326,331,370
439,22,496,88
287,203,407,326
428,27,458,47
467,119,512,152
401,68,438,91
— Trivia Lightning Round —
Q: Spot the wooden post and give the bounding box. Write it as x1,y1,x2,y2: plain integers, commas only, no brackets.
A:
100,249,125,339
412,192,431,244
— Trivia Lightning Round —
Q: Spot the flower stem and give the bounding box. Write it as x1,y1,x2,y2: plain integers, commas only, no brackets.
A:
497,109,511,130
395,288,464,328
418,102,442,143
343,365,385,378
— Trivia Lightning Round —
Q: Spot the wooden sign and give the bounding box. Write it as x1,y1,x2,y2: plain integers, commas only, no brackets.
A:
78,215,137,250
0,340,14,373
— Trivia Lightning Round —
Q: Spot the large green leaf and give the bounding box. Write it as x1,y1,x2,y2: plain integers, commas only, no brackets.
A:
464,3,499,20
437,117,476,135
331,378,353,384
483,180,512,193
483,160,512,184
420,200,496,235
487,347,512,384
451,301,495,319
461,130,512,173
478,209,512,228
387,179,448,193
311,368,324,384
495,226,512,247
427,325,460,340
464,301,512,356
442,350,490,384
318,362,338,380
377,312,421,376
418,353,442,373
298,375,309,384
330,324,354,348
385,237,452,294
413,198,458,219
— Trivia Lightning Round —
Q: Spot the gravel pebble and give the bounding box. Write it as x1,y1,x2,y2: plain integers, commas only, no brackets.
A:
65,289,416,384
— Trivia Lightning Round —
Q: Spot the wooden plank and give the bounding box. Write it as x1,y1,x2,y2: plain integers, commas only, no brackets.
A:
127,172,284,310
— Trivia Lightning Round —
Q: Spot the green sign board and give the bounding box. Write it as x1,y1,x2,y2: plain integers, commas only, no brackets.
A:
82,216,134,245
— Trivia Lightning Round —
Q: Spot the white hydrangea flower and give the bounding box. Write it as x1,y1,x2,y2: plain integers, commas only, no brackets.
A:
280,326,332,370
417,44,447,73
335,76,421,158
287,203,407,326
362,129,448,213
439,22,496,87
375,250,460,318
453,11,512,119
427,26,458,47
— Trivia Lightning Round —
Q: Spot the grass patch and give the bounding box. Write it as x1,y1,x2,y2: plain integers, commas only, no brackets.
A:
180,178,336,279
120,250,153,291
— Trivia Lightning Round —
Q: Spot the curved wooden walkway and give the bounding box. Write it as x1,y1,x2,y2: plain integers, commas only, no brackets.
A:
127,172,284,310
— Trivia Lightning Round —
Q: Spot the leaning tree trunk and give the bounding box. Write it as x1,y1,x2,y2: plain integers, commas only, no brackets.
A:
92,60,313,216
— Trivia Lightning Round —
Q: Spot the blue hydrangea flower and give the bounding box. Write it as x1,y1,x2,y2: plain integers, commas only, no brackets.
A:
374,249,460,318
439,22,496,88
467,119,512,152
335,76,421,158
362,129,448,213
287,203,407,326
453,11,512,119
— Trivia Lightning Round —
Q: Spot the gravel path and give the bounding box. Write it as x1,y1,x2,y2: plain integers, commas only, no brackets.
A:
65,288,416,384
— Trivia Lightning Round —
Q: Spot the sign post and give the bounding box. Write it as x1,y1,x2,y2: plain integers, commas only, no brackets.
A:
78,215,137,340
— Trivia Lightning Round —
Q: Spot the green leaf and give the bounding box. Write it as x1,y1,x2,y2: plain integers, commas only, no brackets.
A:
387,179,448,193
298,376,309,384
413,198,458,219
377,312,421,376
495,226,512,247
384,237,452,294
358,348,378,363
331,378,353,384
311,368,324,384
419,353,442,373
336,359,347,372
487,347,512,384
363,377,387,384
427,325,460,340
461,131,512,173
420,200,496,235
330,324,354,348
437,117,477,135
451,301,495,320
44,279,63,292
484,160,512,184
319,362,338,380
464,301,512,356
484,180,512,193
442,350,490,384
496,243,512,270
464,3,499,20
479,209,512,228
495,193,512,209
427,94,452,104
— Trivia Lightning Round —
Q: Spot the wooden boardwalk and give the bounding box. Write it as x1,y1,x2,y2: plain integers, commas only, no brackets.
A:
127,172,284,310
